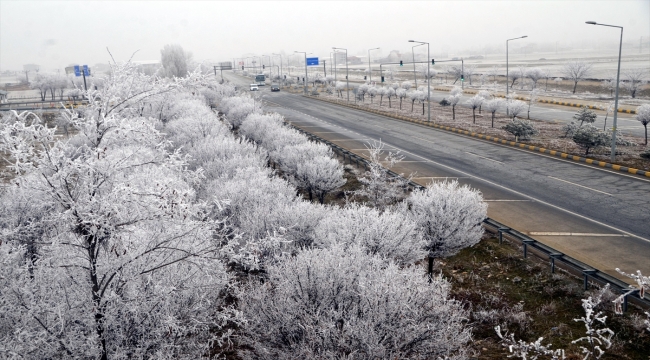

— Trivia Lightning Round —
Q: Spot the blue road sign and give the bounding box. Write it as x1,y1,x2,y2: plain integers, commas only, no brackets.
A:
74,65,81,77
306,57,319,66
83,65,89,76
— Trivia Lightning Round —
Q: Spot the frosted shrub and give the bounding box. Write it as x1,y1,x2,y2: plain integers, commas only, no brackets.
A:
314,203,426,264
407,180,487,260
503,119,539,142
238,244,471,359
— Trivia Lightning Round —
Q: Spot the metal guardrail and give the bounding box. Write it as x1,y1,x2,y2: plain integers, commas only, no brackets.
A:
288,122,650,312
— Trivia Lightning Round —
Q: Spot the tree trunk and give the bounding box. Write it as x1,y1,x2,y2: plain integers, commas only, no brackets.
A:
422,102,425,115
603,114,608,131
379,95,383,106
452,105,456,120
491,112,495,127
511,78,517,88
473,108,476,123
308,188,313,202
411,100,415,112
427,254,434,283
645,124,648,145
572,80,578,94
388,97,391,108
399,98,402,110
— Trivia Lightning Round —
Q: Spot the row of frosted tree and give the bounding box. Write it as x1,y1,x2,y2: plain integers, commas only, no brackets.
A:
0,60,489,358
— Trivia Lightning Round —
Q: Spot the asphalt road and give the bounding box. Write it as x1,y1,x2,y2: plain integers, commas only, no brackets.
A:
311,79,645,139
226,72,650,280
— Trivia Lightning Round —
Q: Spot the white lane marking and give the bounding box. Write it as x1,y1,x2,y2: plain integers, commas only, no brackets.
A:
530,232,628,237
272,98,650,243
485,199,532,202
465,151,503,164
547,176,613,196
412,176,467,179
412,136,436,144
327,132,650,244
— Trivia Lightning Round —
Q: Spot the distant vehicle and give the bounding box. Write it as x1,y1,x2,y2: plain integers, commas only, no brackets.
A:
250,84,259,91
255,74,265,85
271,84,280,92
468,55,484,60
539,58,547,61
452,57,459,60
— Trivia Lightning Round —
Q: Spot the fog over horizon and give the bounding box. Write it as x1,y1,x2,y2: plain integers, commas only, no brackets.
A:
1,0,649,72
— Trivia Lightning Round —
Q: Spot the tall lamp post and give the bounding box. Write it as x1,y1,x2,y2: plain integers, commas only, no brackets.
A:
506,35,528,116
333,47,349,102
409,40,430,123
368,47,380,83
586,21,623,162
294,51,308,94
330,52,337,82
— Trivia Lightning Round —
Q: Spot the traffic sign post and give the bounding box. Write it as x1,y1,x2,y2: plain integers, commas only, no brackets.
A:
306,57,319,66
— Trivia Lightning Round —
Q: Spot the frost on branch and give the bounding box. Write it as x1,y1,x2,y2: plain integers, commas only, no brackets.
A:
572,285,615,359
314,202,426,265
495,326,565,360
407,180,487,260
354,140,411,210
237,244,471,360
613,269,650,331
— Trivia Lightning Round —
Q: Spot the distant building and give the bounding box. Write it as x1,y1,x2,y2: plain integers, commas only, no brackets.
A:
347,56,363,65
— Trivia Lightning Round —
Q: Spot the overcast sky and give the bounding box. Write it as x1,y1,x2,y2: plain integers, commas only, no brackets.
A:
1,0,648,71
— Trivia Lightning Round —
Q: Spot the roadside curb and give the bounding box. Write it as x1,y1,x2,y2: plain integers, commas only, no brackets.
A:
433,86,637,114
302,95,650,178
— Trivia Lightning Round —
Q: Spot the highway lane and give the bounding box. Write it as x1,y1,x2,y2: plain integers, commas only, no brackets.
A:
225,71,650,279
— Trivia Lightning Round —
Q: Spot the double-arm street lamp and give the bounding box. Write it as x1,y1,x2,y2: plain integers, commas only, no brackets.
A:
586,21,623,162
294,51,308,94
409,40,430,123
368,47,380,83
333,47,349,102
506,35,528,116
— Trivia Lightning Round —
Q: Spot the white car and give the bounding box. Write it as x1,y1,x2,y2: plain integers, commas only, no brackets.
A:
250,84,259,91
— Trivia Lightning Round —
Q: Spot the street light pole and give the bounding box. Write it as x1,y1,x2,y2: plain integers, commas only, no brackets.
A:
294,51,308,94
586,21,623,162
506,35,528,116
333,47,349,102
409,40,430,123
368,47,379,83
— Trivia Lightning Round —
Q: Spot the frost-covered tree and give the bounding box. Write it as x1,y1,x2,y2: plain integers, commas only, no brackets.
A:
525,67,545,89
466,94,484,124
572,124,610,156
335,81,346,97
386,87,396,108
562,61,593,93
355,140,410,210
602,101,615,131
314,204,426,265
408,90,422,112
509,67,524,88
526,89,540,119
0,66,240,358
507,99,527,120
613,269,649,329
446,88,463,120
396,88,407,110
622,68,647,98
601,75,616,97
635,104,650,145
573,106,598,127
561,121,580,138
448,65,463,84
357,84,369,102
237,244,471,360
407,180,486,274
376,86,387,106
296,155,346,204
484,98,503,128
401,80,412,91
160,44,192,78
218,95,260,129
368,85,378,103
464,64,476,85
29,73,51,101
488,66,500,82
503,119,538,142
